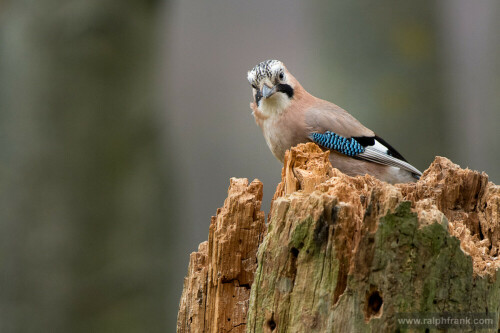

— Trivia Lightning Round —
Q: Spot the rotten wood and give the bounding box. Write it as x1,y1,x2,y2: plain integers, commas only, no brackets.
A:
177,178,266,333
178,143,500,332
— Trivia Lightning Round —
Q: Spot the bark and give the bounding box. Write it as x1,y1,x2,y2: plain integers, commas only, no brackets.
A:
178,143,500,332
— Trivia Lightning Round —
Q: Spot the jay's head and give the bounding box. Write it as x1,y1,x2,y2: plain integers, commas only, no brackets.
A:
247,60,296,115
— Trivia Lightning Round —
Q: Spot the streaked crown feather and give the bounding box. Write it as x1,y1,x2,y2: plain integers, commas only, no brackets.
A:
247,59,284,87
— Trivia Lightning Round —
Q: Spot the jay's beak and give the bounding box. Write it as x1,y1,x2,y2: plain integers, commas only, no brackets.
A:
262,84,277,99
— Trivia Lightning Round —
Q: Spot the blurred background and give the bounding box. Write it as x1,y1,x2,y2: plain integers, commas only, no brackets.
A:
0,0,499,331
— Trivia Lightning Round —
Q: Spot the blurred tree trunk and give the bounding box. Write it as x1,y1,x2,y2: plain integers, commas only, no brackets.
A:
438,0,500,183
310,0,444,173
0,1,172,332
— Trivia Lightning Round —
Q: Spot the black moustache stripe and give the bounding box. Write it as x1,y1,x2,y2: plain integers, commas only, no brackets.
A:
276,84,294,98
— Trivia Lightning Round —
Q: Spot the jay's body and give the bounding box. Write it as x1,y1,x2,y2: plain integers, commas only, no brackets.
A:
248,60,422,184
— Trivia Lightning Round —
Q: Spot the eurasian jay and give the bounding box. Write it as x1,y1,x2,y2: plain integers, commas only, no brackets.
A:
247,59,422,184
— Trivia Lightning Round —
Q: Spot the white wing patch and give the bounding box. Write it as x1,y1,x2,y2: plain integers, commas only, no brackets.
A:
371,140,389,154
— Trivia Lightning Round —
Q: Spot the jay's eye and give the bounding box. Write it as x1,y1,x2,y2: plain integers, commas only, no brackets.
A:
252,84,258,89
279,72,284,80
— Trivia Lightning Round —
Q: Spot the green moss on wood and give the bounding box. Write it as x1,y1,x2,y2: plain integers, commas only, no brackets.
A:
248,200,500,332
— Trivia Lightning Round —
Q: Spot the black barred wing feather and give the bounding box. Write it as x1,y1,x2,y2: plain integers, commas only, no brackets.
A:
310,131,365,157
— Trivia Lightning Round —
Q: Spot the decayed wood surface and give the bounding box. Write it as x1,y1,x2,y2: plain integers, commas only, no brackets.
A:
177,178,266,333
178,143,500,332
248,143,499,332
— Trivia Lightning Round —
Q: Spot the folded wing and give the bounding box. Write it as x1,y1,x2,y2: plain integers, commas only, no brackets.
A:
306,106,422,177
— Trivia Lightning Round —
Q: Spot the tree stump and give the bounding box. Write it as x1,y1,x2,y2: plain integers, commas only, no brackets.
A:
178,143,500,332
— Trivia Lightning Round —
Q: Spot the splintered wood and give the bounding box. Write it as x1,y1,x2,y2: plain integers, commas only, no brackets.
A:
397,156,500,276
248,143,499,332
178,143,499,333
177,178,266,333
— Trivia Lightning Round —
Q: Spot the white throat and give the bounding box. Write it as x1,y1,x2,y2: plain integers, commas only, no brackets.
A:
258,93,291,116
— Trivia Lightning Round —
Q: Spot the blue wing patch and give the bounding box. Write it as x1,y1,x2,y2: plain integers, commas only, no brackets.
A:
310,131,365,157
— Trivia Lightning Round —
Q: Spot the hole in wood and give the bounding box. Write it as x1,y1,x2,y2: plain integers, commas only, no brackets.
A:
368,291,383,313
267,319,276,331
365,289,383,320
290,247,299,258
